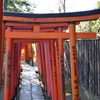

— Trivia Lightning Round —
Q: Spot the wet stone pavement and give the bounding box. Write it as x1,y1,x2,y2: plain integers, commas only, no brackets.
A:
20,61,44,100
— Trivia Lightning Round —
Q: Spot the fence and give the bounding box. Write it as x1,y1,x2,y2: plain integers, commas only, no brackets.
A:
64,39,100,96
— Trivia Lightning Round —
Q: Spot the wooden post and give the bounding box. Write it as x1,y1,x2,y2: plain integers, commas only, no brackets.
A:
15,43,18,88
40,43,47,88
38,43,42,75
1,21,6,75
9,41,14,100
25,45,29,63
18,43,21,79
35,43,40,73
44,42,51,98
36,43,42,75
24,44,28,63
55,27,66,100
69,22,80,100
51,40,58,100
58,38,66,100
31,44,34,66
11,43,15,99
27,44,30,64
4,26,13,100
55,40,61,100
47,41,53,99
0,0,4,88
13,43,18,99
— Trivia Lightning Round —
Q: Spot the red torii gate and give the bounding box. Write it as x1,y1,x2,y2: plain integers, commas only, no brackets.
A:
21,43,34,65
0,0,100,99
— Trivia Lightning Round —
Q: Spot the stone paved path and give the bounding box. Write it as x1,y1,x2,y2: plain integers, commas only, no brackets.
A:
20,61,44,100
0,87,4,100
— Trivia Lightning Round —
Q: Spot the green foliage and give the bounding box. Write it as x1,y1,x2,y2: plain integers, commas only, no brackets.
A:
96,1,100,9
76,1,100,34
4,0,36,13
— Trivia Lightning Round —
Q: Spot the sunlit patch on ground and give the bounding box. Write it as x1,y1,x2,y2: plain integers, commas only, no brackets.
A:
20,61,44,100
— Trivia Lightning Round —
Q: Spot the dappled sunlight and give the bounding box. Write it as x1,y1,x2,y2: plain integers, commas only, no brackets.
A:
20,61,44,100
20,89,31,94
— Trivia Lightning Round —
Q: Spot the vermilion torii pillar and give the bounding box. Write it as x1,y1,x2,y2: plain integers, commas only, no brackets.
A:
31,44,34,66
69,22,80,100
50,40,58,100
0,0,3,88
4,27,13,100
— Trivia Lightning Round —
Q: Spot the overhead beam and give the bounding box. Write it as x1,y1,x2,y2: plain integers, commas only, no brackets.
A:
3,16,34,23
3,14,100,23
5,32,96,39
13,29,55,32
12,26,68,30
6,22,79,28
34,15,100,23
13,39,51,43
12,27,68,32
6,23,69,27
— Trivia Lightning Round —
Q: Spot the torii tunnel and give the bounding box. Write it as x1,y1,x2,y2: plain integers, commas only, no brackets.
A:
0,0,100,100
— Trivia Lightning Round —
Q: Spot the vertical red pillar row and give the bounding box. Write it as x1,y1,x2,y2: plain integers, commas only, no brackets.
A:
44,41,54,99
36,41,59,100
55,27,66,100
10,44,19,100
4,27,13,100
36,42,51,98
36,42,48,94
36,42,50,97
11,43,21,99
9,42,21,100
